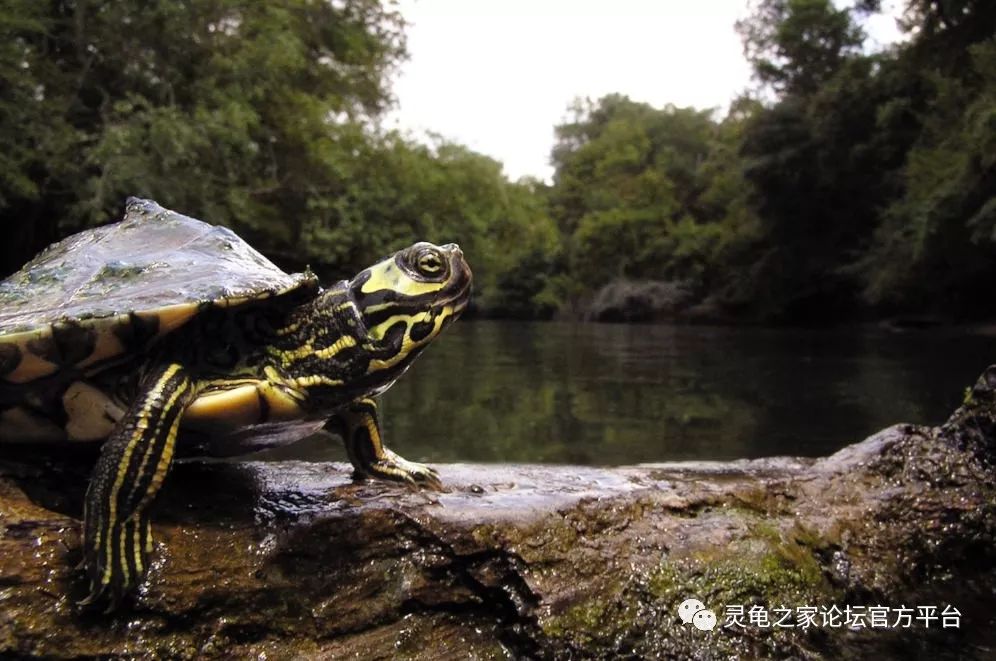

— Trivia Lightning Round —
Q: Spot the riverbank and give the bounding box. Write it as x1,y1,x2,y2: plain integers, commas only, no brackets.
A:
471,279,996,330
1,368,994,658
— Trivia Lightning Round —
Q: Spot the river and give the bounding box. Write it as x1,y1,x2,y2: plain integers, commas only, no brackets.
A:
265,320,996,466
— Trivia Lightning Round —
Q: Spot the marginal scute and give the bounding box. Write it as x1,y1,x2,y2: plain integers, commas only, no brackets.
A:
51,320,98,366
3,349,58,384
114,312,161,352
26,334,59,364
0,343,21,377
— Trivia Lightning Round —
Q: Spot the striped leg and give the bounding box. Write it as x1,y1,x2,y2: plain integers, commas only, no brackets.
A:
80,363,194,609
326,397,441,490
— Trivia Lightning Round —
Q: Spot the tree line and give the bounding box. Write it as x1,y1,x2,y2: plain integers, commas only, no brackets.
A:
1,0,993,323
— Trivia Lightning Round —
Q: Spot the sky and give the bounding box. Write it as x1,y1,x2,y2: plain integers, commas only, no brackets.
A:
387,0,905,182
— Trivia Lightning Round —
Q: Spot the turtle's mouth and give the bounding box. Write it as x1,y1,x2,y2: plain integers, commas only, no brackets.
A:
443,246,473,316
448,272,473,317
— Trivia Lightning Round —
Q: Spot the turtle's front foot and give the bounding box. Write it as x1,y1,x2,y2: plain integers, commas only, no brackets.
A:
358,447,443,490
79,517,153,612
329,397,444,491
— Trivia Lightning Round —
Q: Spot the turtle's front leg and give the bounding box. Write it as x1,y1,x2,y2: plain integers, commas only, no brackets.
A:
80,363,194,610
325,397,442,490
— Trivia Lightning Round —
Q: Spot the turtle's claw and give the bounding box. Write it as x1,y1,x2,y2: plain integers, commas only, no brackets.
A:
77,518,150,611
366,448,443,491
333,398,444,492
77,583,100,607
78,579,118,612
77,568,130,612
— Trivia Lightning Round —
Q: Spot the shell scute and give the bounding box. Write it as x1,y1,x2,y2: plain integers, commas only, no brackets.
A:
0,198,318,384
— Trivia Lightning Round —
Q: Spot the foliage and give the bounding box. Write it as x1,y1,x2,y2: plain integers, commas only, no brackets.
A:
303,132,559,307
0,0,557,311
1,0,405,269
548,95,758,300
1,0,994,322
538,0,995,321
736,0,863,95
726,0,996,320
863,38,996,310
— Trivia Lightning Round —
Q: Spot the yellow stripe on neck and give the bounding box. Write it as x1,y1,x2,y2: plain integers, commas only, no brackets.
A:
367,306,452,373
368,311,431,342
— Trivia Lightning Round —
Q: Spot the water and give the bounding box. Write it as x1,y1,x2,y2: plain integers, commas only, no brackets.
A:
267,321,996,466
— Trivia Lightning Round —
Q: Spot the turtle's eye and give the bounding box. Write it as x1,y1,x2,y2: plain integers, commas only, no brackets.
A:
415,248,444,277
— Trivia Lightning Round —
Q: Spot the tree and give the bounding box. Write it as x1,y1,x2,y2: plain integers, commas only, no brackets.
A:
863,38,996,314
736,0,864,96
549,95,743,294
0,0,406,276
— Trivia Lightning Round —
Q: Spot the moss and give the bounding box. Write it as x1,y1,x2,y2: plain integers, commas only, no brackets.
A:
788,520,832,550
646,561,683,599
543,600,608,639
539,518,835,657
756,522,826,589
648,523,833,609
730,487,781,514
540,528,837,659
542,595,641,648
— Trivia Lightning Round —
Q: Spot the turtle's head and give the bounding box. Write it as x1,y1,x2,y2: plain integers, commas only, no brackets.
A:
348,242,472,357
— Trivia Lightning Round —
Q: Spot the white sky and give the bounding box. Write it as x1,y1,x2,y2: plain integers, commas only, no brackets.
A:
387,0,904,182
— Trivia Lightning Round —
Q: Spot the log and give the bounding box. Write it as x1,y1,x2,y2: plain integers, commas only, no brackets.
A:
1,367,995,659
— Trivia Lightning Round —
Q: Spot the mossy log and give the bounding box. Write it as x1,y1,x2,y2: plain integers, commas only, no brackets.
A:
2,369,995,659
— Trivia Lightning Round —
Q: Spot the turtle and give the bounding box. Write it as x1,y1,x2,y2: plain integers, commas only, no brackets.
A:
0,197,472,608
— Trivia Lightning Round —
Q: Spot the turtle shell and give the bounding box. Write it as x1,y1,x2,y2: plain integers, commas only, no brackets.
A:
0,198,318,384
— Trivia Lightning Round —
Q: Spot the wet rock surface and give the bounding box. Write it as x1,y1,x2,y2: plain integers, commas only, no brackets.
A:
2,370,996,659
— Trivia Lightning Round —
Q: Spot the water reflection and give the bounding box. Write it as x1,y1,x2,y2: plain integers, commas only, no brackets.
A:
266,321,996,465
